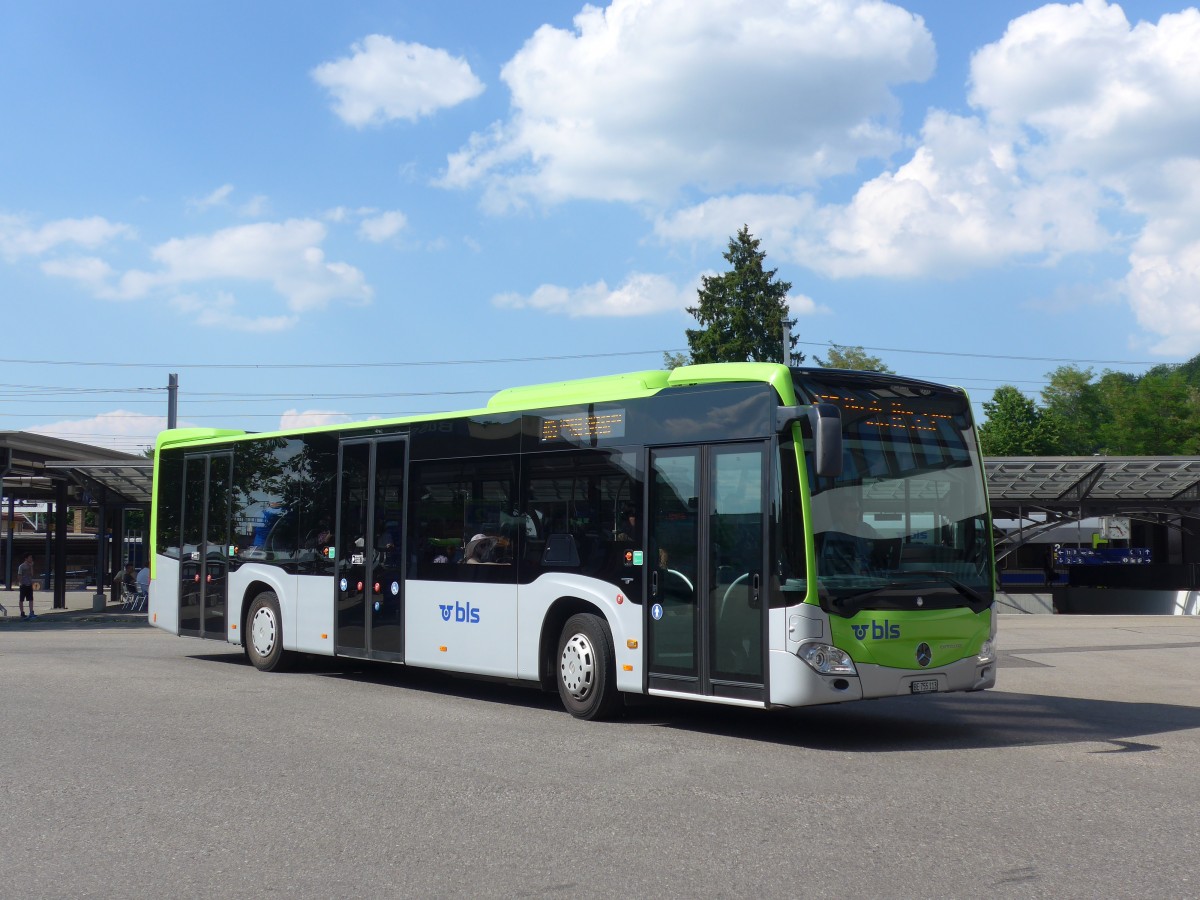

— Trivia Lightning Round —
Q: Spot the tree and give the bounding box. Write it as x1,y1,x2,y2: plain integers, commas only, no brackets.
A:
683,225,802,365
662,351,690,370
1040,365,1104,455
815,342,892,373
978,386,1060,455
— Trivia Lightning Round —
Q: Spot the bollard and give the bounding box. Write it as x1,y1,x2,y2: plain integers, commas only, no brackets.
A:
92,592,106,612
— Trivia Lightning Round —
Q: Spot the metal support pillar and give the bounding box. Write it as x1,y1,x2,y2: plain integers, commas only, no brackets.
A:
54,481,68,609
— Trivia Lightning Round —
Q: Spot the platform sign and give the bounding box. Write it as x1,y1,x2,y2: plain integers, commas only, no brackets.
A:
1056,546,1151,566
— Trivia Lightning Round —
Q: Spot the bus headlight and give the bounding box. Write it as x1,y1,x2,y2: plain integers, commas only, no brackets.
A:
798,642,857,676
978,638,996,664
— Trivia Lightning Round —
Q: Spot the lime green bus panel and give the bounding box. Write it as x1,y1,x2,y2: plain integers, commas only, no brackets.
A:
829,607,993,670
156,428,247,451
487,370,671,412
667,362,799,405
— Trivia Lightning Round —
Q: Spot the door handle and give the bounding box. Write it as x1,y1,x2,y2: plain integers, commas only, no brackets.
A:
650,570,659,598
751,573,761,609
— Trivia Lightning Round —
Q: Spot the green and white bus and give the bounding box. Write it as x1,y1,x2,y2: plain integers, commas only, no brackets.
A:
149,362,996,719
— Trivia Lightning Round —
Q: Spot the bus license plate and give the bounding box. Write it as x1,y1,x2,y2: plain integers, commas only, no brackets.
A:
910,679,938,694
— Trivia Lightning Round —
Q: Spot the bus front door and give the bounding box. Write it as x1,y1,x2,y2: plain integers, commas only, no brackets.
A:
178,452,232,640
335,436,407,661
647,443,767,702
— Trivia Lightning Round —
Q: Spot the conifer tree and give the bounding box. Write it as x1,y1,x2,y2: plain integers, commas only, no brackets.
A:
683,226,801,365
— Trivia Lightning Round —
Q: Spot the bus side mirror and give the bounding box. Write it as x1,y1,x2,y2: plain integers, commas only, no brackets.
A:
777,403,843,478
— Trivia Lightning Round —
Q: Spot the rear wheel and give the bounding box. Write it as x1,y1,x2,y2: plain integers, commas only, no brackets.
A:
556,613,620,720
245,591,290,672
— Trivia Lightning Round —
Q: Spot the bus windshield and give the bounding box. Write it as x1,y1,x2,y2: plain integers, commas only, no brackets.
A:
793,371,993,616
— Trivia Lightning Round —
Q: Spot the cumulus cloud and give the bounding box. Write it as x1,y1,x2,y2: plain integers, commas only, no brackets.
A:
35,218,372,331
358,210,407,242
441,0,933,208
0,214,132,260
112,219,372,313
493,272,698,317
312,35,485,127
652,1,1200,353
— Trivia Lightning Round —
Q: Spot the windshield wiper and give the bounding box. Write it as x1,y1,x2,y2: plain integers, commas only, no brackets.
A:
884,569,988,604
829,570,987,606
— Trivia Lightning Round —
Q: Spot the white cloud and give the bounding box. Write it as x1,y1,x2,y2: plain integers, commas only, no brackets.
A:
441,0,933,209
358,210,407,243
787,293,830,318
27,410,168,454
493,272,697,317
191,184,234,211
238,195,270,218
171,291,298,332
279,409,353,430
312,35,485,127
651,1,1200,354
112,218,372,313
0,214,131,260
39,256,117,294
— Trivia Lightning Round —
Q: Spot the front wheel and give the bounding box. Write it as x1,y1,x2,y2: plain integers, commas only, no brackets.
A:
556,613,620,721
245,591,291,672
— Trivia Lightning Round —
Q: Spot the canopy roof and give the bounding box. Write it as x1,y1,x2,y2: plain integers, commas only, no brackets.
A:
0,432,149,506
984,456,1200,518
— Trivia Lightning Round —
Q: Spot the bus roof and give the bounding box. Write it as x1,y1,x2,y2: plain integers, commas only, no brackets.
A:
154,361,801,451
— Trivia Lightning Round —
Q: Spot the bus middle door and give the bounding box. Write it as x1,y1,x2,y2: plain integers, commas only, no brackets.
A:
335,436,407,661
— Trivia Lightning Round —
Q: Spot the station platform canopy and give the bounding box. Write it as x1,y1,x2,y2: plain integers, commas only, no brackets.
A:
1,432,150,506
984,456,1200,519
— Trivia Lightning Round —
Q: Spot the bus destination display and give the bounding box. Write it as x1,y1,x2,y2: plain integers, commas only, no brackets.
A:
540,409,626,443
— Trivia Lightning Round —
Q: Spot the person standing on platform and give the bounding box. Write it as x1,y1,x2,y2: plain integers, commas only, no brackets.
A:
18,553,37,620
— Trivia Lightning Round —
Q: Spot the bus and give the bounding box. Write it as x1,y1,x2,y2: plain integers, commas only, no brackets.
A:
149,362,996,719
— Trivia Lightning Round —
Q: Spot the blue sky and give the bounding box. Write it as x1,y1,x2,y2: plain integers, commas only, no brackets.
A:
2,0,1197,452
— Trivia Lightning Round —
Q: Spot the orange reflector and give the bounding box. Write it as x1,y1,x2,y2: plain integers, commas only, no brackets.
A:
321,633,328,640
439,645,447,652
626,639,638,649
231,624,237,630
152,613,157,623
623,664,633,671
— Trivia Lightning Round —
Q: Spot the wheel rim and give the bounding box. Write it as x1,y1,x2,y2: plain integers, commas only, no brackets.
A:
560,632,596,700
251,606,277,657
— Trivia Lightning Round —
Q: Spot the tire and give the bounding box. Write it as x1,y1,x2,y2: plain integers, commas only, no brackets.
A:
245,591,290,672
556,613,620,721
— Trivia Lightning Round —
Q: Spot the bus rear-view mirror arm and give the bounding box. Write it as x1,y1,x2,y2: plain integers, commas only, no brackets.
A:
776,403,843,478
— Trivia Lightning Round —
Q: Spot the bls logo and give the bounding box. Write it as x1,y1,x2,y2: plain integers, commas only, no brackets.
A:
851,620,901,640
439,602,481,624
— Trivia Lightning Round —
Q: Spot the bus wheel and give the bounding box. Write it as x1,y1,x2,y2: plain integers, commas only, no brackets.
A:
556,613,620,720
246,591,289,672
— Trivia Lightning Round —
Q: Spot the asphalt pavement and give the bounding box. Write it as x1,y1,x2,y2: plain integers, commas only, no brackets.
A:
1,601,1198,898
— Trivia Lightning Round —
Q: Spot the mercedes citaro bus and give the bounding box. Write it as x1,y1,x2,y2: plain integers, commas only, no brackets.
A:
149,362,996,719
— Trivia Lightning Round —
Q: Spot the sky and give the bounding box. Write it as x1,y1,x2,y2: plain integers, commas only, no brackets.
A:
2,0,1199,454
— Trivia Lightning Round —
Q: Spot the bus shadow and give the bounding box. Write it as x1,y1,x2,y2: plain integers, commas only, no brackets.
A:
632,691,1200,753
187,651,1200,752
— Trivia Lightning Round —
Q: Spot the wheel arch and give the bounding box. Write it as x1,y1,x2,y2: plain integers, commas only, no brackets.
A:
538,595,608,692
240,579,279,646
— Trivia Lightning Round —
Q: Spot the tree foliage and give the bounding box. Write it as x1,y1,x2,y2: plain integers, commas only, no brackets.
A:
978,386,1060,455
815,342,892,373
980,356,1200,456
683,226,802,365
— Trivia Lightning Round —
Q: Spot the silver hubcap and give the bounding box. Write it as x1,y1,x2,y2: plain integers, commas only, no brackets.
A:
251,606,277,658
560,632,595,700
